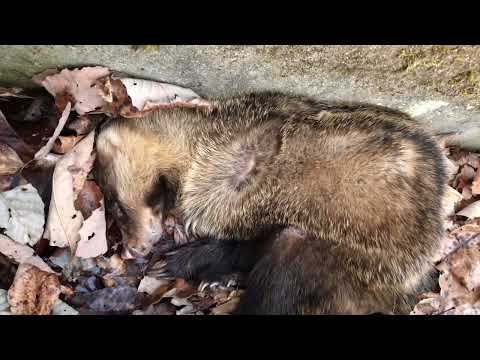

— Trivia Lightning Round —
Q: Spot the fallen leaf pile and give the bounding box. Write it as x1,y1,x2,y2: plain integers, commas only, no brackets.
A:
411,147,480,315
0,67,243,315
1,66,479,315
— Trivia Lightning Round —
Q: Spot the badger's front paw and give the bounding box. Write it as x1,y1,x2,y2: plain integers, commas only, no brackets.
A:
147,242,209,281
147,240,245,282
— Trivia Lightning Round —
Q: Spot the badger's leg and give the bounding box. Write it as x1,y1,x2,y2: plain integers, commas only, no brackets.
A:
232,228,386,315
147,238,264,282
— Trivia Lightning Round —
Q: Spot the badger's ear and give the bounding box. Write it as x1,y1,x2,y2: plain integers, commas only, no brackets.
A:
228,122,282,191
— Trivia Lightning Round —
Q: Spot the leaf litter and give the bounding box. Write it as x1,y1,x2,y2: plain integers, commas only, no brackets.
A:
2,65,479,315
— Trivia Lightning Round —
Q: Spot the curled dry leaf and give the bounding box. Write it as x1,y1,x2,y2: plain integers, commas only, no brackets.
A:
445,157,459,182
0,184,45,246
0,144,24,192
51,299,79,315
0,143,23,175
210,296,241,315
44,131,95,249
0,109,35,162
52,135,85,154
75,200,108,258
66,114,103,136
119,78,202,111
137,276,171,295
34,102,71,160
457,200,480,220
442,186,463,217
97,76,209,117
472,170,480,196
0,234,53,273
455,165,476,191
0,86,32,99
74,180,103,219
0,289,9,312
34,67,110,114
7,263,61,315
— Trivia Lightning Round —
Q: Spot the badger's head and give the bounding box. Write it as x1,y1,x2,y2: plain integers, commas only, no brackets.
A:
95,120,179,259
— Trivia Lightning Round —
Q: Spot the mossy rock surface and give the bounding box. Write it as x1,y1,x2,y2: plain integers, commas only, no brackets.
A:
1,45,479,149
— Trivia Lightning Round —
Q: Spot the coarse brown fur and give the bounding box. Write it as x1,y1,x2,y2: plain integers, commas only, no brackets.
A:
95,91,446,314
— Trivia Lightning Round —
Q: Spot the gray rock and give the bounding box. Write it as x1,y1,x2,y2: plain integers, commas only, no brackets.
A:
0,45,479,148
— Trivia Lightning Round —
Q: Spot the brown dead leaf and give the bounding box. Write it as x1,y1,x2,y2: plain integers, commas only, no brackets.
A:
44,131,95,249
0,144,24,175
75,200,108,258
34,102,71,160
210,297,241,315
442,186,463,217
472,170,480,196
454,165,476,191
97,77,209,118
52,135,85,154
66,114,103,136
0,144,24,192
7,263,60,315
457,201,480,220
465,153,480,170
74,180,103,219
96,77,133,117
410,295,445,315
0,234,53,273
0,87,33,99
34,67,110,115
138,276,171,295
0,109,35,162
436,232,480,306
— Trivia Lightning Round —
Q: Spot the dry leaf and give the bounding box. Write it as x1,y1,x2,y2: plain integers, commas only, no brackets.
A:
0,234,53,273
410,296,444,315
472,170,480,196
0,109,35,162
97,77,209,118
0,144,23,175
51,299,79,315
7,263,61,315
457,201,480,220
34,102,71,160
66,114,102,136
44,131,95,249
34,67,110,115
0,184,45,246
74,180,103,219
0,144,24,192
0,289,9,312
75,200,108,258
445,157,459,182
52,135,85,154
138,276,171,295
0,87,32,99
442,303,480,315
96,254,126,275
442,186,463,217
119,78,201,110
210,296,241,315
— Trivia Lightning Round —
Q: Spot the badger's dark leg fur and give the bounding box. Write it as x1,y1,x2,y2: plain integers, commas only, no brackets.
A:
148,239,264,281
232,228,351,315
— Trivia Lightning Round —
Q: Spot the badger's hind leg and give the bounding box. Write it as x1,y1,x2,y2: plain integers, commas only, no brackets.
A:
232,228,384,315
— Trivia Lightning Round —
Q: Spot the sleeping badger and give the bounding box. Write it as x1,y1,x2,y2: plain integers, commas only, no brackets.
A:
95,91,446,314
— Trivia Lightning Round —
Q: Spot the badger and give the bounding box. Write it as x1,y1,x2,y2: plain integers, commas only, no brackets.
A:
95,91,446,314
